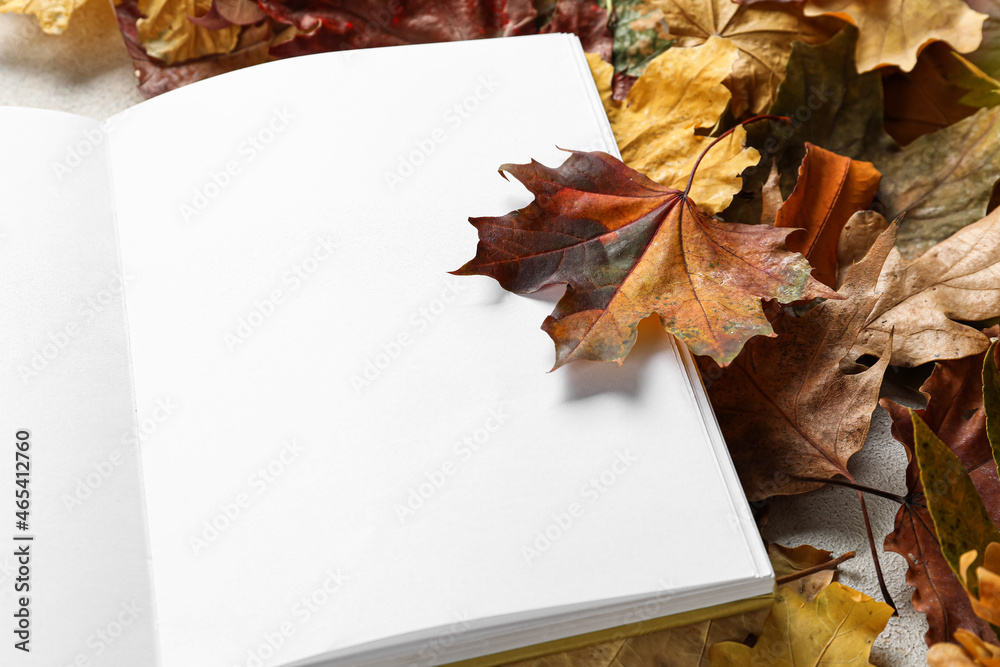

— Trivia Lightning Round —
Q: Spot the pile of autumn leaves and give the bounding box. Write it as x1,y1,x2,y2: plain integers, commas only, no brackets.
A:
451,3,1000,667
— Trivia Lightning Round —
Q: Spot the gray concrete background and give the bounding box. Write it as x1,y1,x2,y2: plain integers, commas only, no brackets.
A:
0,3,928,663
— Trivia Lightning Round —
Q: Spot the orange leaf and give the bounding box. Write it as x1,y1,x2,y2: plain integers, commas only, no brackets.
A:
774,143,881,289
454,150,838,368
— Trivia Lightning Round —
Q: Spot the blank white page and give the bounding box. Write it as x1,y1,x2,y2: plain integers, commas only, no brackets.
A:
0,109,158,667
106,34,771,667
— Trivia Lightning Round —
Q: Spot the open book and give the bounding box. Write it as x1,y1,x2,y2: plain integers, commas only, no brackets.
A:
0,34,773,667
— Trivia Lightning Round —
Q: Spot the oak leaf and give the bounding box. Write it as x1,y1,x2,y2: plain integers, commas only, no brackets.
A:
0,0,86,33
882,339,1000,646
586,37,759,214
136,0,242,64
640,0,842,115
774,143,881,289
708,583,893,667
454,149,836,367
851,207,1000,367
703,225,893,500
801,0,987,72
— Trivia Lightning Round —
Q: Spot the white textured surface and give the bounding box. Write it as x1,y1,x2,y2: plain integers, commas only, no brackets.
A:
0,4,926,665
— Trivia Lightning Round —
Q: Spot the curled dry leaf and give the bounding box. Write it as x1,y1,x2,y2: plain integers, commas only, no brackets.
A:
453,150,836,368
639,0,842,115
136,0,241,64
758,161,783,227
586,37,759,214
802,0,987,72
703,224,893,500
929,629,1000,667
852,206,1000,368
0,0,87,33
708,583,893,667
836,210,889,289
959,542,1000,626
115,0,292,98
774,143,881,289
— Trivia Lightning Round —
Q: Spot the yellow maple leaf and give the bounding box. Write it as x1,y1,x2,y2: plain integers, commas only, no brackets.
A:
586,37,759,214
803,0,988,72
642,0,841,115
708,582,892,666
137,0,241,65
0,0,87,34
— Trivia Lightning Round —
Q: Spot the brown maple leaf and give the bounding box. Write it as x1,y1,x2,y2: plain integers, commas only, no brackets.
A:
881,334,1000,646
453,146,837,368
703,224,894,500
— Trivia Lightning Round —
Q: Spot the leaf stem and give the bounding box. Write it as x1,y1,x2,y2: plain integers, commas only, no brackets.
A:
683,115,791,198
856,489,898,614
790,474,909,505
